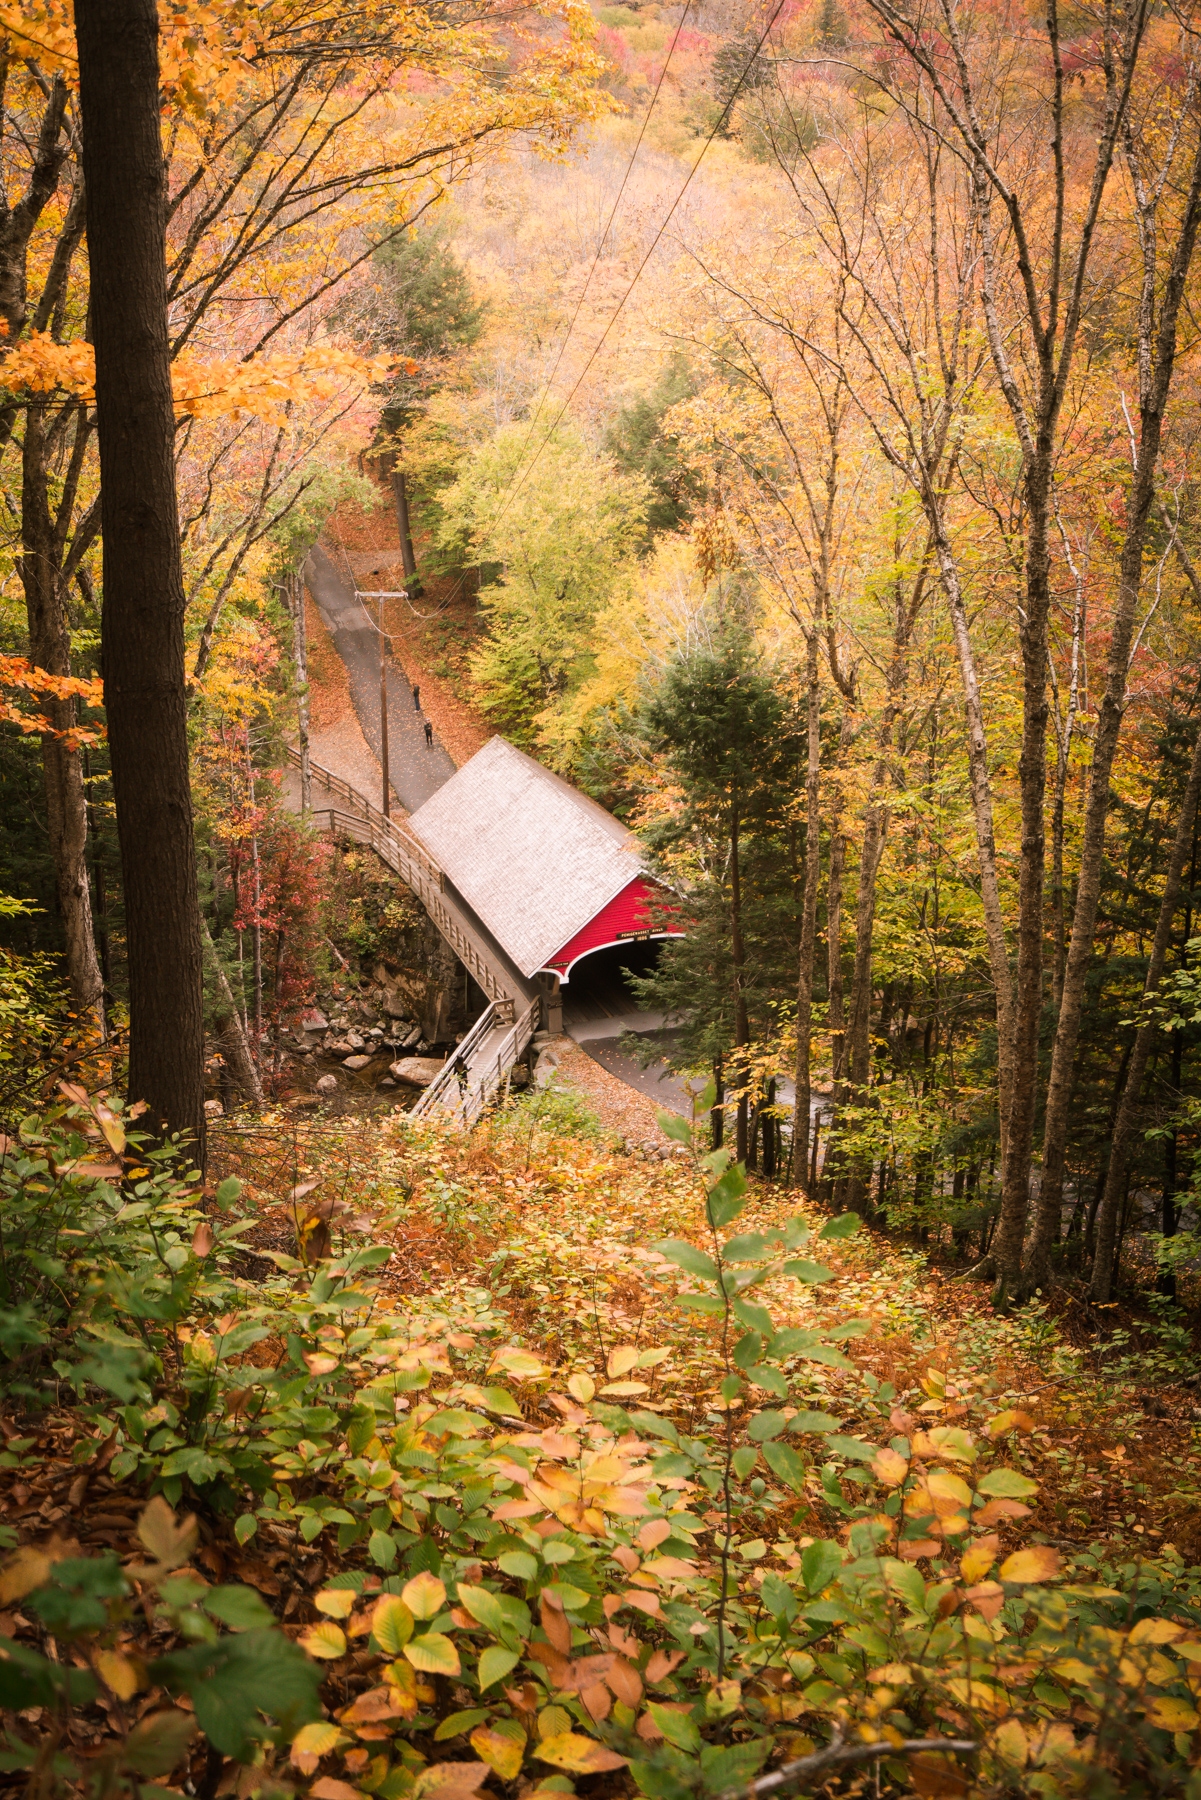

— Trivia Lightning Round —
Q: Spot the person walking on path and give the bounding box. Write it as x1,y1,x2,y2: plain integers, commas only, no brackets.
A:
411,683,420,711
424,719,434,748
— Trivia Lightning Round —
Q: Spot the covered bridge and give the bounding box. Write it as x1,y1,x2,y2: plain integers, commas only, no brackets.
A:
407,736,681,1030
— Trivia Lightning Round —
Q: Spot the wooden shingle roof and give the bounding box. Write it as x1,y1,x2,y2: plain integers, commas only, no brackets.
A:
407,737,643,979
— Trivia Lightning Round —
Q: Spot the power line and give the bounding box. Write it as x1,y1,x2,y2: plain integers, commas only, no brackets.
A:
485,3,787,535
510,0,696,463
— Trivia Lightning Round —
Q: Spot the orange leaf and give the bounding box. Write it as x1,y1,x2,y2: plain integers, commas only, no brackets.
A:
999,1546,1060,1585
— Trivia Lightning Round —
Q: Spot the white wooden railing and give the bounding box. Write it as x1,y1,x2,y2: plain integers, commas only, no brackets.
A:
287,748,519,1008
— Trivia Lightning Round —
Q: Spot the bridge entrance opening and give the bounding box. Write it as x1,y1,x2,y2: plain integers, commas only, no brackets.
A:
559,937,662,1035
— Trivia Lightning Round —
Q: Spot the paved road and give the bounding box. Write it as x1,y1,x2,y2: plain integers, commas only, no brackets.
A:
304,544,456,812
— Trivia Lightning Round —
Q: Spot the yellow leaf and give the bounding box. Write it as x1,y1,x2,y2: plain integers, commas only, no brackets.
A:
1129,1617,1187,1646
402,1570,446,1620
1146,1694,1198,1732
960,1543,997,1584
641,1556,697,1581
0,1546,53,1603
310,1781,361,1800
607,1346,639,1379
600,1381,650,1396
985,1410,1019,1437
990,1719,1027,1770
290,1721,349,1773
493,1347,550,1379
470,1726,526,1780
300,1621,347,1660
405,1632,461,1676
314,1588,357,1619
413,1763,489,1800
136,1497,198,1571
372,1594,415,1652
868,1663,912,1686
999,1547,1061,1585
927,1469,972,1514
567,1373,594,1403
535,1732,628,1773
95,1650,141,1700
871,1448,909,1487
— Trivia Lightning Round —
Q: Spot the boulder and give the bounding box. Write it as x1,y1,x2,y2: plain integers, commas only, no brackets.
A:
315,1073,338,1094
326,1040,356,1059
345,1030,365,1051
343,1054,372,1071
301,1008,329,1033
204,1099,223,1118
388,1056,446,1088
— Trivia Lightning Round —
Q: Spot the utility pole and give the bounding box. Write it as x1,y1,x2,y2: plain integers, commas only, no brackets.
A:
355,588,408,819
378,591,390,818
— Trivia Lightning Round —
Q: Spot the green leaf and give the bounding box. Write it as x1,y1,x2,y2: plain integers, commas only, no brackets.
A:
781,1259,835,1285
651,1453,694,1479
761,1440,805,1491
976,1468,1039,1499
732,1330,763,1370
700,1740,767,1793
731,1446,758,1479
731,1298,774,1336
721,1232,774,1261
233,1514,257,1547
787,1411,841,1434
434,1708,489,1741
748,1410,787,1442
747,1364,788,1395
369,1530,398,1569
882,1559,928,1612
818,1212,860,1240
647,1703,701,1753
653,1239,719,1281
203,1587,276,1632
153,1630,320,1761
657,1110,694,1144
629,1412,680,1445
801,1540,843,1595
370,1597,414,1653
477,1644,522,1691
497,1551,538,1582
825,1436,876,1463
405,1633,461,1676
214,1177,243,1213
123,1710,195,1776
477,1386,524,1418
456,1585,531,1645
706,1165,748,1228
677,1293,725,1316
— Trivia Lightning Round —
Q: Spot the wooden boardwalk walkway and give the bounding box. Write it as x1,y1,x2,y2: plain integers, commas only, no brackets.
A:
281,747,541,1118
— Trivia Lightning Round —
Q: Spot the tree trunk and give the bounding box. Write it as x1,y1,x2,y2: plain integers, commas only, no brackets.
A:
1027,135,1201,1289
293,574,311,812
1089,711,1201,1301
21,408,104,1019
987,439,1054,1294
827,828,846,1084
393,466,418,580
729,806,750,1165
201,913,264,1107
76,0,204,1153
938,541,1013,1192
793,627,822,1187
